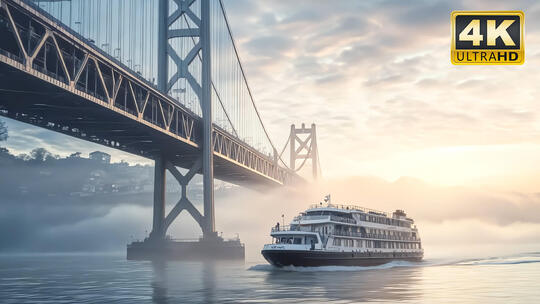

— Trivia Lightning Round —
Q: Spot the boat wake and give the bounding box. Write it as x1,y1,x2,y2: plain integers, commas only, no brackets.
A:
455,254,540,266
249,253,540,272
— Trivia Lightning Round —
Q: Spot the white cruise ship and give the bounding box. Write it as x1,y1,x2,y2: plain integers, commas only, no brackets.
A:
261,196,423,267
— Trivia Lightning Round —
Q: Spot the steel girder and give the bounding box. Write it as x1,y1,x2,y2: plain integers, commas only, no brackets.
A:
0,0,293,186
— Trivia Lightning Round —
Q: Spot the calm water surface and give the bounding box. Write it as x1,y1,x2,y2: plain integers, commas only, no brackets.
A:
0,253,539,303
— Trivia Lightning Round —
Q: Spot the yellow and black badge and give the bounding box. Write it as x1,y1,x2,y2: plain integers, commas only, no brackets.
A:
451,11,524,65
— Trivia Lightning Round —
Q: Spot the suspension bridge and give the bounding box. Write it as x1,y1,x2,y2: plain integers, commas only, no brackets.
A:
0,0,321,258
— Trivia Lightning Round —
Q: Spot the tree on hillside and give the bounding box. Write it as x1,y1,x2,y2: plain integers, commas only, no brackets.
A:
0,120,7,142
29,148,57,163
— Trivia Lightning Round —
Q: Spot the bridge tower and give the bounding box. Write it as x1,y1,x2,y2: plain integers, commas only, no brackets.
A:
289,123,319,180
150,0,216,240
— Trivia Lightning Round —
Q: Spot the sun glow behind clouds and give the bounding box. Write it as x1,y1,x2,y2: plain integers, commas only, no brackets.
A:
220,0,540,191
355,143,540,190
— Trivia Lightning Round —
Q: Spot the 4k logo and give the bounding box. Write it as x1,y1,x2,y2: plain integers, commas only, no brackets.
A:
451,11,524,65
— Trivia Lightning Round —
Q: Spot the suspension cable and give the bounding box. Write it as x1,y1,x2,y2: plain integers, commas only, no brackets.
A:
217,0,280,155
182,14,239,138
278,132,291,159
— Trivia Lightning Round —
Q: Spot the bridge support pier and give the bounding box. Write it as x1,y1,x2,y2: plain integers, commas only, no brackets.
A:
153,0,216,240
130,155,244,261
149,156,206,240
150,155,166,240
200,0,216,239
163,158,204,235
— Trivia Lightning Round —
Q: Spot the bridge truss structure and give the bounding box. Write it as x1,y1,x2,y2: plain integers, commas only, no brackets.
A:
0,0,319,242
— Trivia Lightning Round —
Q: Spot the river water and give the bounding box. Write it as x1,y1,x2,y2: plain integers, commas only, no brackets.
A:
0,253,539,303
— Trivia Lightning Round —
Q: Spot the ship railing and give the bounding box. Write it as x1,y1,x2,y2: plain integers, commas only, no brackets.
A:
326,251,423,258
294,215,331,221
167,238,203,242
330,215,356,224
297,214,399,226
333,231,421,242
271,225,299,233
309,203,389,217
293,214,356,224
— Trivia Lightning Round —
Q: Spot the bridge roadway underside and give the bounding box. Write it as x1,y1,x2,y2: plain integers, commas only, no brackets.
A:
0,61,281,188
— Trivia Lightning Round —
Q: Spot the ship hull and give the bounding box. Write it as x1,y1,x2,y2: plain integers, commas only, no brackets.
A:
262,250,422,267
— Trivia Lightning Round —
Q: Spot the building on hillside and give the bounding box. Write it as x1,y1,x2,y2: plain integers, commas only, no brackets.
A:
89,151,111,164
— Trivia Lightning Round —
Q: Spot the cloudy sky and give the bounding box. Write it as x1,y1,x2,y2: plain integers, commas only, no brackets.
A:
221,0,540,191
5,0,540,190
3,0,540,258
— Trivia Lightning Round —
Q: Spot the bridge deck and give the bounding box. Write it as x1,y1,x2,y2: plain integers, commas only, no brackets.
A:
0,0,295,188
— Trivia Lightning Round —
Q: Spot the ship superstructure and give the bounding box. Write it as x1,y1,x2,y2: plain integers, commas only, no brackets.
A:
262,197,423,267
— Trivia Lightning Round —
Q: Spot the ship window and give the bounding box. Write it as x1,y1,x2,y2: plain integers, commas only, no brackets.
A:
293,238,302,244
280,237,294,244
306,236,318,245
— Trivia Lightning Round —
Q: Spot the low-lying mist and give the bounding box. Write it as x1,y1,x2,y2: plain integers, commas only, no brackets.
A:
2,170,540,262
212,177,540,262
